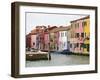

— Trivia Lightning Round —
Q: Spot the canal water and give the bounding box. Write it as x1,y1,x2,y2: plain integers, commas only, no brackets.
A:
26,53,89,67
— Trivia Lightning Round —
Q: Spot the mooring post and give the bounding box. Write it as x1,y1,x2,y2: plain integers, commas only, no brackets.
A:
48,26,51,60
48,52,51,60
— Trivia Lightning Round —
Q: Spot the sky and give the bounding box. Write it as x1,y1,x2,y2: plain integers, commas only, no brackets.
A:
26,12,88,34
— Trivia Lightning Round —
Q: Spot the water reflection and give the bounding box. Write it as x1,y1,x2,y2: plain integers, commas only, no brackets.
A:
26,53,89,67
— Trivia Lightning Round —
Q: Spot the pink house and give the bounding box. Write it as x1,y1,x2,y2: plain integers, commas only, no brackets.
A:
30,29,37,49
75,20,84,53
44,26,57,51
31,34,37,49
70,18,84,54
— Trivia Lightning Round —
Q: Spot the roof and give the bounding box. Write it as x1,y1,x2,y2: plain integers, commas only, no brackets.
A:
48,26,57,30
70,16,90,23
30,28,44,35
50,26,70,33
29,29,37,35
27,26,70,35
26,33,32,37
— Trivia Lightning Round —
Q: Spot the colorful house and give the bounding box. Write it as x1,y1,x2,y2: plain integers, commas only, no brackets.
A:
48,26,58,51
69,22,76,53
82,16,90,54
30,29,38,49
58,26,69,51
71,19,84,53
70,16,90,55
28,26,45,50
50,26,70,51
35,26,45,50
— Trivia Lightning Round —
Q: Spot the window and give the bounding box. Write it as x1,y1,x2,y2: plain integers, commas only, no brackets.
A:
80,43,84,50
76,33,79,37
65,32,67,36
82,21,87,27
75,23,77,29
62,32,63,37
86,37,90,40
77,23,79,28
63,32,64,37
87,44,89,52
83,44,87,48
80,43,84,47
84,21,87,26
81,33,84,37
70,44,72,48
76,43,79,47
75,23,79,29
61,32,64,37
71,24,73,28
85,32,86,37
82,22,84,27
33,42,35,45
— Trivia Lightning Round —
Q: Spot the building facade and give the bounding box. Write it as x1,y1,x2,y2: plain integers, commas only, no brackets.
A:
49,26,58,51
26,16,90,54
70,16,90,54
30,29,38,49
49,26,70,51
59,31,68,51
83,16,90,54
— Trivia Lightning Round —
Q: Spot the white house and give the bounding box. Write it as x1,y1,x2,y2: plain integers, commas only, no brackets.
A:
59,30,68,51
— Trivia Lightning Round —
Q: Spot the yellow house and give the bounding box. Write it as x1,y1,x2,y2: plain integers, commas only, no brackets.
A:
83,16,90,54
